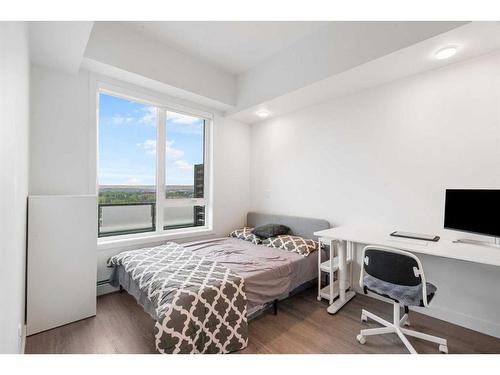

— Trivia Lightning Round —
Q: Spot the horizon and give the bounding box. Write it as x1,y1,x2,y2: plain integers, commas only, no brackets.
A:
99,184,194,188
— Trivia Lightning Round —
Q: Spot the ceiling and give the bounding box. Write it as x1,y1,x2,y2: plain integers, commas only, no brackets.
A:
29,21,94,74
32,21,500,125
118,21,328,74
227,22,500,124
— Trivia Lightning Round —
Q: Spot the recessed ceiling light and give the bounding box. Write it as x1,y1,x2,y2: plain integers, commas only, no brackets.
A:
256,110,270,118
435,46,458,60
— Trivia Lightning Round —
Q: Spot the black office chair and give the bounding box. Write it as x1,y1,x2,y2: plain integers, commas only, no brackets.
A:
356,245,448,354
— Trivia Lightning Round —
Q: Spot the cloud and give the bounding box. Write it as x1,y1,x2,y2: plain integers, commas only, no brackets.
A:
136,139,157,155
108,106,156,127
139,106,157,126
166,140,184,160
126,177,141,184
168,112,201,124
173,159,194,172
108,108,202,134
98,170,155,185
136,139,185,160
111,114,134,125
167,112,205,136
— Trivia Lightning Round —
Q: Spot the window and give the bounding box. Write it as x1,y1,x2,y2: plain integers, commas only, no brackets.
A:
163,111,206,230
97,90,211,239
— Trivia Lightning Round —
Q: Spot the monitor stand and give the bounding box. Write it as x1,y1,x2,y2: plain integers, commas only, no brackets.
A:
453,237,500,248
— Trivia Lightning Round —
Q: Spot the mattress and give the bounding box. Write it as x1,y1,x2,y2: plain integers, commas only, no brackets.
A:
182,237,319,310
114,237,319,319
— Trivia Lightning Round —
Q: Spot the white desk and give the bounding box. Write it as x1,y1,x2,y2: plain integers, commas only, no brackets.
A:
314,226,500,314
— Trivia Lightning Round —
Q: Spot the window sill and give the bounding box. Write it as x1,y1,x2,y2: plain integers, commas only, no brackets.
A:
97,227,214,251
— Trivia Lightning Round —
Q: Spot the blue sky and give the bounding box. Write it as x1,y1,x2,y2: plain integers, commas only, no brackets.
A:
98,93,204,186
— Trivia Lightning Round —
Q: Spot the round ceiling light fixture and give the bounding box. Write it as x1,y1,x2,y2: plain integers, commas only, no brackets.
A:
435,45,458,60
256,110,270,118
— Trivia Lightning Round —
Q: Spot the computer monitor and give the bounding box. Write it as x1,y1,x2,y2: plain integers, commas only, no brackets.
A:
444,189,500,238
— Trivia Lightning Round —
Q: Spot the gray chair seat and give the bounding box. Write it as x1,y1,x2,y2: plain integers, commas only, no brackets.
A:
363,274,437,307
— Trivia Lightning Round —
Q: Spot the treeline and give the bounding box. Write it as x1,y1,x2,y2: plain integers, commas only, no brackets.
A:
98,191,156,204
98,189,195,204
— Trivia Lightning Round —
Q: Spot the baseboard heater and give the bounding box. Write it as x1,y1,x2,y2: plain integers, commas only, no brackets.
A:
96,280,118,297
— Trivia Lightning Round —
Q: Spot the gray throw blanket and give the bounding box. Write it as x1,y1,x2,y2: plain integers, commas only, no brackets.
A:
107,242,248,354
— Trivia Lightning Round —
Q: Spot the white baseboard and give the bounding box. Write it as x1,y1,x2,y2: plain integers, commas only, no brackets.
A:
411,304,500,339
360,291,500,339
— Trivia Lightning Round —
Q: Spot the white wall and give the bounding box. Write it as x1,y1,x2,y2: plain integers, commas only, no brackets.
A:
29,22,94,74
250,51,500,337
0,22,30,353
29,65,250,285
30,66,91,195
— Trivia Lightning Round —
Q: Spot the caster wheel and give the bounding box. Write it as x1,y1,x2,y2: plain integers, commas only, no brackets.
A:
439,345,448,354
361,314,367,322
404,320,410,327
356,334,366,345
317,297,321,301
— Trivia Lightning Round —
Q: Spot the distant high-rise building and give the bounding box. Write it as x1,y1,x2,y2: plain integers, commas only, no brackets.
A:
194,164,204,198
193,164,205,226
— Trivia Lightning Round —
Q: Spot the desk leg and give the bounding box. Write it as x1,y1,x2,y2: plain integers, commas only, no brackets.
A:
317,240,322,301
329,240,334,304
327,240,356,314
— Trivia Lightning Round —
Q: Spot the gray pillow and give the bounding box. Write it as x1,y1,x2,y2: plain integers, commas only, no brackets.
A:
262,235,320,257
228,227,261,244
253,224,290,239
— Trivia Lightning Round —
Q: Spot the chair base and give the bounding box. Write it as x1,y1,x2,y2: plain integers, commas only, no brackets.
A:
356,302,448,354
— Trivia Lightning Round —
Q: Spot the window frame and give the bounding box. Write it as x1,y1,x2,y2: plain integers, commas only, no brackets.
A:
96,82,214,247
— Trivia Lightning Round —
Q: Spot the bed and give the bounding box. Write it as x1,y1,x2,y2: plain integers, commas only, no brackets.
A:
107,212,330,354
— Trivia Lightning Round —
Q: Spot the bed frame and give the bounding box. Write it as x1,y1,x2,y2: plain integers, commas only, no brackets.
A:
246,212,330,240
116,212,331,320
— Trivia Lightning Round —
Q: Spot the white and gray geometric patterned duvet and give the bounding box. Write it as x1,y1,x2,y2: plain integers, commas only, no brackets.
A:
107,242,248,354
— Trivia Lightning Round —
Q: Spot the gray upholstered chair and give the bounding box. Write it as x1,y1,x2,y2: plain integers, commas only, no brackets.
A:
356,245,448,354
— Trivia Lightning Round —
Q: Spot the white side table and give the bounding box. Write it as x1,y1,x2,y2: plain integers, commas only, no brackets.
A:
317,237,355,311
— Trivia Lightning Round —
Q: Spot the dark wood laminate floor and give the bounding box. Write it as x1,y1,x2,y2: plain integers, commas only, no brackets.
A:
25,287,500,354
